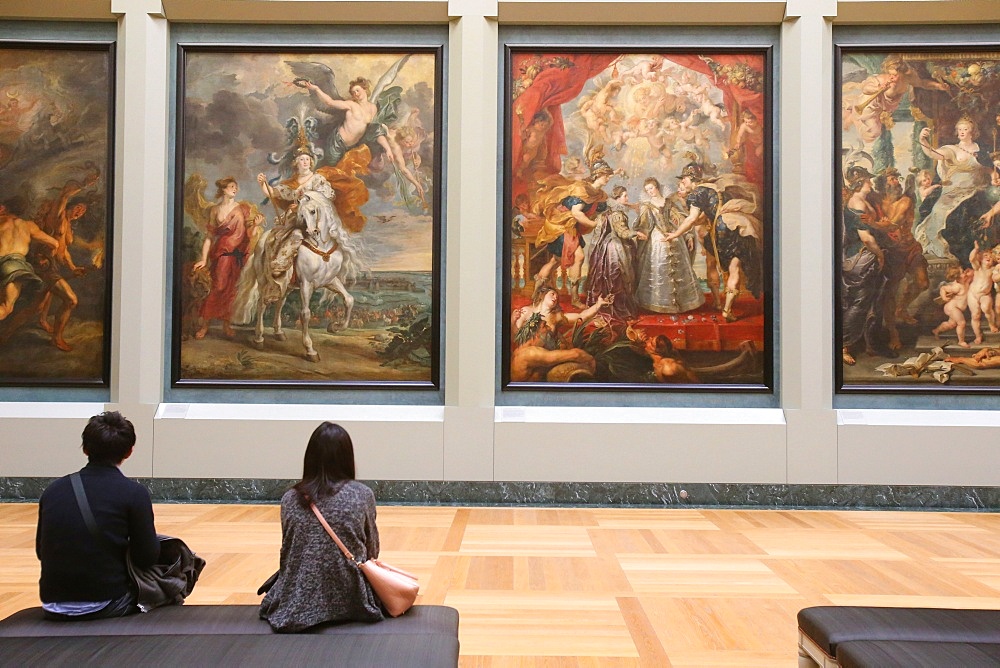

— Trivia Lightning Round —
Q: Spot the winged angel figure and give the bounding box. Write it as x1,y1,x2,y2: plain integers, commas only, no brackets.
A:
286,55,410,169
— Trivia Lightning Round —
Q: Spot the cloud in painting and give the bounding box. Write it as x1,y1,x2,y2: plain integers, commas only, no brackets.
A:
181,51,437,272
184,89,284,170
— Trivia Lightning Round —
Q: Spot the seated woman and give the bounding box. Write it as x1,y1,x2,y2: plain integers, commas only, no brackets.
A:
260,422,384,632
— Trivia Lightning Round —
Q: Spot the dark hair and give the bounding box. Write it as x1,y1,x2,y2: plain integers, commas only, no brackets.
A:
81,411,136,465
294,422,356,507
531,281,558,306
0,197,23,214
652,334,675,357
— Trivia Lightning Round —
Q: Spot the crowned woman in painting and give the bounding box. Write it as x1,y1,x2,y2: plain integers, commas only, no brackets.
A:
634,176,705,315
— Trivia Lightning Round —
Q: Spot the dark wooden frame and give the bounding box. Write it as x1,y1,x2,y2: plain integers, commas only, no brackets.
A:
171,44,443,390
0,40,115,388
501,45,775,392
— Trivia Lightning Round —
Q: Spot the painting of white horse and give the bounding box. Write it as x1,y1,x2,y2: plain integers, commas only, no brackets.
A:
174,46,439,386
234,191,365,362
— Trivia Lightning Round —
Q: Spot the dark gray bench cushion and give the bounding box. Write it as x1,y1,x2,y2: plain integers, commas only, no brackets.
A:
0,632,460,668
798,606,1000,657
0,604,458,638
836,639,1000,668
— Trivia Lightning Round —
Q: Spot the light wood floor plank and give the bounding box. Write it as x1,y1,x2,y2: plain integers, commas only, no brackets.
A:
935,558,1000,593
618,596,672,667
620,556,799,597
742,529,909,560
461,525,597,557
2,503,999,665
460,656,641,667
443,508,471,551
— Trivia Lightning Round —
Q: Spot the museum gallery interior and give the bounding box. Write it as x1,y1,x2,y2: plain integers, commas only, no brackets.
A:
0,0,999,665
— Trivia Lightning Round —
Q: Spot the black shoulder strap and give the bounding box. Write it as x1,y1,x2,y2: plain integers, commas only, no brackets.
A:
69,472,115,553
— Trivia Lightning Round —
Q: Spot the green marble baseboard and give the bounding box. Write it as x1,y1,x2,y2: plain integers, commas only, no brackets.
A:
2,478,998,510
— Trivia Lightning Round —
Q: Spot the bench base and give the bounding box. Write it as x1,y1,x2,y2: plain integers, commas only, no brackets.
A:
798,606,1000,668
0,604,460,667
837,639,1000,668
0,632,459,668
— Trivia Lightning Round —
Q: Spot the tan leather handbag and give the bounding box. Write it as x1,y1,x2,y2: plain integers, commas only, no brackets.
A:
310,503,419,617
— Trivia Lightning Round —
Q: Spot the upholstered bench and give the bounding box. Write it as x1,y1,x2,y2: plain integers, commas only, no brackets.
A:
0,604,459,667
836,639,1000,667
797,605,1000,668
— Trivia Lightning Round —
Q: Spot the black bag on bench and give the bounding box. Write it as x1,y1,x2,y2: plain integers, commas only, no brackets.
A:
70,472,206,612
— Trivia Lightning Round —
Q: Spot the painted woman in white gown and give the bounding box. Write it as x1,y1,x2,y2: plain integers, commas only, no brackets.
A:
913,117,990,261
634,177,705,313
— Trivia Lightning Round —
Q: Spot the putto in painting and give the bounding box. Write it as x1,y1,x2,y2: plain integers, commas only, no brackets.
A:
0,43,113,386
504,50,772,390
174,48,440,387
837,48,1000,391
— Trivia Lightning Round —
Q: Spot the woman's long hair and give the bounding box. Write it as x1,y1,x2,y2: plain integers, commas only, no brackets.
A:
214,176,237,199
293,422,356,507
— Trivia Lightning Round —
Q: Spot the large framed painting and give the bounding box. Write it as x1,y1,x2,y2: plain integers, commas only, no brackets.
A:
836,45,1000,392
502,48,773,390
0,41,115,387
172,46,442,388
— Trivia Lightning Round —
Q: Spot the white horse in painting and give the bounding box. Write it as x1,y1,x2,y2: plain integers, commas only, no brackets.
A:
233,190,364,362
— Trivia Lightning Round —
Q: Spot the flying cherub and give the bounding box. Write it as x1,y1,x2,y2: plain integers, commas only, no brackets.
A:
285,55,411,169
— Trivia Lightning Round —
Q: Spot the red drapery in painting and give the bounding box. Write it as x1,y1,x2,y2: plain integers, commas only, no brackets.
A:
509,52,767,202
509,53,618,203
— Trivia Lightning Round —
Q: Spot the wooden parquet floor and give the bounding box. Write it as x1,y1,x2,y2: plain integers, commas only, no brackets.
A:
2,503,999,666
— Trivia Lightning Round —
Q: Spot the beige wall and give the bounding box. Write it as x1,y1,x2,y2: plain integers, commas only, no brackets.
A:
3,0,1000,487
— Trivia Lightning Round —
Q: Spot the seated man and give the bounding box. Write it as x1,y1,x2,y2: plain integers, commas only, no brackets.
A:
36,411,160,620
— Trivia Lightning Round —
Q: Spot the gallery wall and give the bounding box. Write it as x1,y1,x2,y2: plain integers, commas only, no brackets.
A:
2,0,1000,496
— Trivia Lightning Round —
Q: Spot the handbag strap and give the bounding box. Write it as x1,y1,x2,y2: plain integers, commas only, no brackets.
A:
310,502,360,564
69,472,116,554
